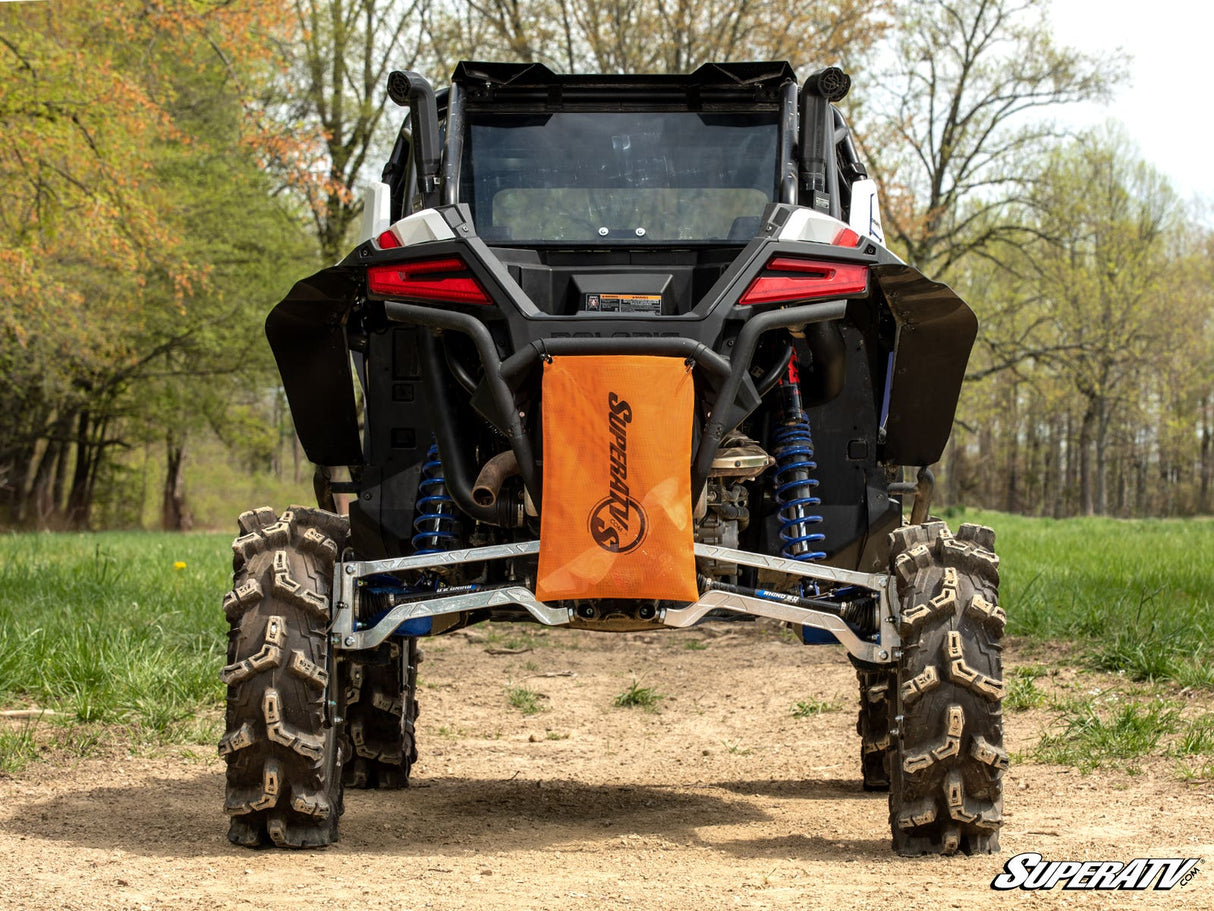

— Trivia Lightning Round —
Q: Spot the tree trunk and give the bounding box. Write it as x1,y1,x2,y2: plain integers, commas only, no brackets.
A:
1094,396,1110,516
1026,414,1041,515
51,416,71,522
4,441,36,526
1201,393,1212,514
161,436,190,531
1079,401,1096,516
1004,389,1020,513
27,438,58,529
945,431,962,509
65,410,93,529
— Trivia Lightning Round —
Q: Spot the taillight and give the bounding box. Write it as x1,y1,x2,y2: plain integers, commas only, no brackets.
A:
832,226,862,247
738,256,868,306
367,257,492,305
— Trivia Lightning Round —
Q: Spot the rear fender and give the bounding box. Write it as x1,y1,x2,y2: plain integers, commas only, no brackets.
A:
265,267,363,467
875,264,977,466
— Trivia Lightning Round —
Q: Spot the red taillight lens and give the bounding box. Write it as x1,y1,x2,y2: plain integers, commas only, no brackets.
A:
367,257,492,305
738,257,868,306
832,226,862,247
376,229,401,249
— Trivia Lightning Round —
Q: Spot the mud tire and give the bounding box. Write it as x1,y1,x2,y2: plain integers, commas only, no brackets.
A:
340,637,420,789
219,506,348,848
888,521,1006,855
850,659,895,791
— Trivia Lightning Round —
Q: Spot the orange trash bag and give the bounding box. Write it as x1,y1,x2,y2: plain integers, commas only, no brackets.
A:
536,355,698,603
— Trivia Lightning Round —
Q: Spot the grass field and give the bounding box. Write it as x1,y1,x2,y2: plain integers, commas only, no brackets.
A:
0,512,1211,772
0,531,230,768
947,508,1214,688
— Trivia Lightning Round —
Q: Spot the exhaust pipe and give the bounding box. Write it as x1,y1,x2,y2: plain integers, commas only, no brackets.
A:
472,450,521,507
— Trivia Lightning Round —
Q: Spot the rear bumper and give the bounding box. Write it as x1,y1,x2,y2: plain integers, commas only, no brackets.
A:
330,541,898,665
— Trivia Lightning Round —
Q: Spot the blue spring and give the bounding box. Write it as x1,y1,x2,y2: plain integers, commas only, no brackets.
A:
773,413,826,562
410,443,460,554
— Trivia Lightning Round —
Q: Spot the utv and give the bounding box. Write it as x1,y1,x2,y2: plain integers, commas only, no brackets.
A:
220,61,1005,856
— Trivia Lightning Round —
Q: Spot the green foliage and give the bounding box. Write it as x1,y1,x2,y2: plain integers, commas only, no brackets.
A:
506,684,545,715
790,697,842,717
951,509,1214,687
1170,715,1214,757
0,722,40,774
1004,675,1046,712
0,531,229,735
1175,759,1214,782
1033,701,1182,773
867,0,1125,272
0,0,317,531
944,129,1213,521
613,678,664,711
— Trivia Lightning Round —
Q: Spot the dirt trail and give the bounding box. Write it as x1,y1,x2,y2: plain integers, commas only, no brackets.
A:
1,622,1211,910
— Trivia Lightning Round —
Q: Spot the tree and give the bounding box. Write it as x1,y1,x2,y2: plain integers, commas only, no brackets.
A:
446,0,889,75
948,129,1213,518
0,0,312,529
254,0,429,262
863,0,1124,274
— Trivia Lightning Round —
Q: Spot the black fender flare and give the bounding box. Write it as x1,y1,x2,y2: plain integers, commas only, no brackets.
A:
265,267,363,467
875,264,978,466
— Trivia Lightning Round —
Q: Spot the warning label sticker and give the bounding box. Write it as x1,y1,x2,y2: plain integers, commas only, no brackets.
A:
583,293,662,314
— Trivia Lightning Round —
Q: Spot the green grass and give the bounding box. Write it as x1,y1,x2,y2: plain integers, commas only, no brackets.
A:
0,722,40,773
0,531,230,757
613,678,664,711
1005,666,1050,712
790,696,842,717
948,510,1214,687
1004,675,1045,711
1169,714,1214,757
1031,700,1182,773
505,684,546,715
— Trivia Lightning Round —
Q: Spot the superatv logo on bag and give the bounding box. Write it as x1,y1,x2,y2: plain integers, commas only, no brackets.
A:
536,355,697,602
991,852,1201,891
588,392,648,553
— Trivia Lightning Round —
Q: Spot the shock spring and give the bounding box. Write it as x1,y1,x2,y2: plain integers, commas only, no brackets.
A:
410,443,460,554
773,364,825,562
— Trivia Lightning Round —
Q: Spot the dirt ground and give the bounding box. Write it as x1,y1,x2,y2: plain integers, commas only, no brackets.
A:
1,621,1210,911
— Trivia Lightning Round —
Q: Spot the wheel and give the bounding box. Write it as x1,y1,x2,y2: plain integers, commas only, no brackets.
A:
850,658,895,791
888,520,1006,855
218,506,348,848
340,636,421,789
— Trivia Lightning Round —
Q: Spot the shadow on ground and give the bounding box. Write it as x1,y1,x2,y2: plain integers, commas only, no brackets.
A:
1,769,891,860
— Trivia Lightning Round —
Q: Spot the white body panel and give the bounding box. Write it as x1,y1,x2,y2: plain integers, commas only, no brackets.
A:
847,178,885,245
383,209,455,246
358,181,392,245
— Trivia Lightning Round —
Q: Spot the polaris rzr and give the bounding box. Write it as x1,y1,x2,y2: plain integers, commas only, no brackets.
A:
219,61,1005,856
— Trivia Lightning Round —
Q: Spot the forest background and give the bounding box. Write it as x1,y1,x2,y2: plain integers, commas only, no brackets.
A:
1,0,1210,532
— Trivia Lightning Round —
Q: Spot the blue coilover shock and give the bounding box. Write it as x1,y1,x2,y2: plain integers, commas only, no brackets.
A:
411,442,460,555
772,363,826,562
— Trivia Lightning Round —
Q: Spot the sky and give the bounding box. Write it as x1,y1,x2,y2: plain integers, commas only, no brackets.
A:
1049,0,1214,207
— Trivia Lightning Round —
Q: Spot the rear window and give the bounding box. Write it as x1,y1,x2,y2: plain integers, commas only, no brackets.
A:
461,111,779,244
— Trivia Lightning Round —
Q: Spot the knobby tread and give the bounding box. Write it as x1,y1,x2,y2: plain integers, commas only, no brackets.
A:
850,658,895,791
219,505,349,848
888,521,1004,856
340,637,421,789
